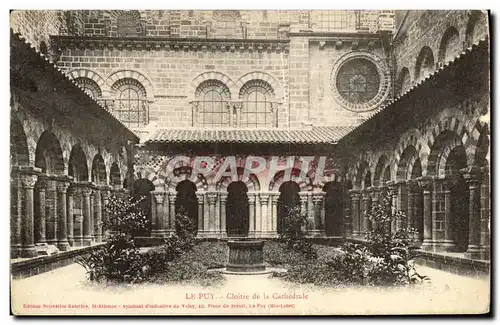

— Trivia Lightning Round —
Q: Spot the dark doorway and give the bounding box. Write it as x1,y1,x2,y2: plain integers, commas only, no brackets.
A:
277,181,300,234
324,182,343,236
131,179,154,236
226,181,249,237
175,180,198,233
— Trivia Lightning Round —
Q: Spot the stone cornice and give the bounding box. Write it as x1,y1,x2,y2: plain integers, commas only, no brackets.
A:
50,35,290,54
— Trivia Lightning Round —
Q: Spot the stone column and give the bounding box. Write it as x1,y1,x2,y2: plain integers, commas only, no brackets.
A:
73,186,84,247
407,180,423,243
259,193,270,237
11,167,23,258
396,181,408,229
370,188,380,230
20,170,39,258
196,192,204,236
349,190,360,237
271,193,279,237
100,187,110,240
307,192,314,233
89,187,95,242
215,192,221,235
93,186,102,243
417,177,433,250
387,181,398,233
45,177,58,246
206,192,218,237
67,184,76,246
463,167,482,259
169,191,176,233
203,193,210,235
248,192,256,237
219,192,227,238
439,179,456,251
299,192,308,233
255,194,261,235
361,189,371,232
311,192,326,237
34,175,47,245
82,184,93,246
152,191,166,237
479,166,490,260
56,177,71,251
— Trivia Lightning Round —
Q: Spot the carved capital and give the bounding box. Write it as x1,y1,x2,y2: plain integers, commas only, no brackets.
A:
56,181,70,194
196,192,205,204
35,176,48,191
191,101,200,111
247,192,256,204
312,192,325,204
416,176,433,192
232,101,243,110
259,193,270,202
206,192,218,205
152,192,165,204
460,166,482,185
21,174,38,189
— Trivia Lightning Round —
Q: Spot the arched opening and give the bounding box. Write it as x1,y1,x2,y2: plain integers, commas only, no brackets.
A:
35,131,64,175
438,26,460,63
466,11,486,47
277,181,300,234
364,170,372,188
91,154,107,185
226,181,249,237
397,67,411,96
445,147,469,252
110,163,121,189
131,179,154,236
68,145,88,182
39,41,48,55
415,46,435,81
10,116,29,166
175,180,198,234
410,157,424,243
323,182,343,237
373,155,389,187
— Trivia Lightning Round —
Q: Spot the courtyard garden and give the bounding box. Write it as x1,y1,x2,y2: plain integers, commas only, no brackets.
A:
76,189,431,289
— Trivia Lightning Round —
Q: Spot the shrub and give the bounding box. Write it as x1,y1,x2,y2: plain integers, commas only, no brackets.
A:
76,234,146,284
103,194,150,238
278,205,317,259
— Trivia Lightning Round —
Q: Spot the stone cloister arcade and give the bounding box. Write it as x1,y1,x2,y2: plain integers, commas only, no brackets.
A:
345,107,489,260
11,112,133,258
132,155,346,240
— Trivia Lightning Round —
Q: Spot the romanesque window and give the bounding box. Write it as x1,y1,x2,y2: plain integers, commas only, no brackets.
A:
194,80,231,127
111,78,148,127
313,11,358,31
117,13,138,37
239,80,277,128
73,77,102,99
415,46,435,81
336,58,380,104
439,27,460,64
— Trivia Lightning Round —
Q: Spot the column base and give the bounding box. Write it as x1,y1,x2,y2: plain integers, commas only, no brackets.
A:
420,239,434,251
72,236,84,247
11,245,22,259
34,243,59,255
432,240,456,252
465,245,483,260
196,230,220,238
82,237,93,246
57,241,71,251
20,246,37,258
152,229,174,238
307,230,325,238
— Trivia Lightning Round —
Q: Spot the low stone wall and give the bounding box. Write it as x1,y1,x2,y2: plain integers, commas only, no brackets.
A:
414,250,490,277
11,244,105,279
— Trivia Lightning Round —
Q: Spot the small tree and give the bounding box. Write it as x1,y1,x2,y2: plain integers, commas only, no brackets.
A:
103,194,150,238
363,189,429,286
278,204,317,259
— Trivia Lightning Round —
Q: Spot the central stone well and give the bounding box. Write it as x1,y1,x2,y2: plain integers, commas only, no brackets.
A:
226,239,266,273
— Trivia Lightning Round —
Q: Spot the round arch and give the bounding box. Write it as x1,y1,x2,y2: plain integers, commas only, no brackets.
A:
235,71,284,100
68,144,89,182
107,70,154,99
10,115,29,166
91,154,107,185
35,131,65,175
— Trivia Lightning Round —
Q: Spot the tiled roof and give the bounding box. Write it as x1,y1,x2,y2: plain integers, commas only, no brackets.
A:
146,126,356,145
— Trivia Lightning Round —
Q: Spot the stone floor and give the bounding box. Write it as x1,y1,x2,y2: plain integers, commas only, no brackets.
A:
11,263,490,316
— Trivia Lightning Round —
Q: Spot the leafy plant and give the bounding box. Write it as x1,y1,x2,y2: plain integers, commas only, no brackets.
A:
76,233,146,284
103,194,150,238
278,205,317,259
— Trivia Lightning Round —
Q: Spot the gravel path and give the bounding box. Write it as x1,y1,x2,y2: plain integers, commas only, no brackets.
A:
11,263,490,315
